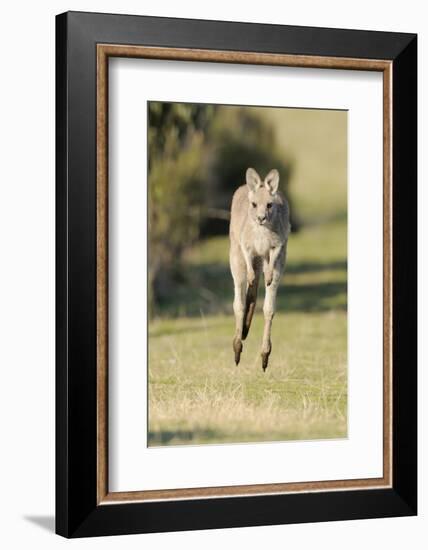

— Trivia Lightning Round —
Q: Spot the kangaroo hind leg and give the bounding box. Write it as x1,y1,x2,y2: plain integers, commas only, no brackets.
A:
261,248,285,371
230,241,247,365
242,257,261,340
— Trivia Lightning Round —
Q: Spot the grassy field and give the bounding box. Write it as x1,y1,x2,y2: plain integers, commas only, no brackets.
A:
148,108,347,446
148,219,347,446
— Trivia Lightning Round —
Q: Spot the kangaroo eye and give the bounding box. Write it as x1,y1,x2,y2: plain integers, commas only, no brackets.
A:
267,203,273,209
252,202,257,208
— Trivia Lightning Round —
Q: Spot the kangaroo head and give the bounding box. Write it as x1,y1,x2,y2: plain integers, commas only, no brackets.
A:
246,168,280,226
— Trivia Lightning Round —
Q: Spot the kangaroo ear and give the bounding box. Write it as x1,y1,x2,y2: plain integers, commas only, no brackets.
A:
264,169,279,195
246,167,262,192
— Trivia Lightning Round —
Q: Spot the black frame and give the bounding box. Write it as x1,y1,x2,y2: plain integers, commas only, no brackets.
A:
56,11,417,538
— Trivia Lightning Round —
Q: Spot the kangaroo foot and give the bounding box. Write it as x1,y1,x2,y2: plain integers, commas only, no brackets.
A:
233,338,243,365
261,344,272,372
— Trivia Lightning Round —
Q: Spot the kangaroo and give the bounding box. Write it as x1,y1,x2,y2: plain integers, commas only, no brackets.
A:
229,167,290,371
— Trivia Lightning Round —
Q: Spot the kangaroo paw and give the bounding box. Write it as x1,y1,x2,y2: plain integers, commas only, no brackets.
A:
233,338,243,365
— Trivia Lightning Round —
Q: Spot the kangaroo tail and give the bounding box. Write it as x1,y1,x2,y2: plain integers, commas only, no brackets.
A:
242,279,259,341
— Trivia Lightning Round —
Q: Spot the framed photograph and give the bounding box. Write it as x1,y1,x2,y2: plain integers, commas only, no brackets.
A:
56,11,417,538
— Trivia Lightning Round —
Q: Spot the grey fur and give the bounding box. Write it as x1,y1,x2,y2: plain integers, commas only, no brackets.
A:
229,168,290,371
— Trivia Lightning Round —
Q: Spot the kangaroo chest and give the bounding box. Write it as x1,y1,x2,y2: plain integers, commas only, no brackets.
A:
253,233,272,257
243,225,281,259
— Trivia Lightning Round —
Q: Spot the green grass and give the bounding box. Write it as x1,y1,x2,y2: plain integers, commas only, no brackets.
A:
148,218,347,446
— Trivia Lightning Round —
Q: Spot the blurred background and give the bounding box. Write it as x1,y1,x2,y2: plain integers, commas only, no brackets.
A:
148,101,347,446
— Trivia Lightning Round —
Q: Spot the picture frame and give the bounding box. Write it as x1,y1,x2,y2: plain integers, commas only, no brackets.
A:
56,11,417,538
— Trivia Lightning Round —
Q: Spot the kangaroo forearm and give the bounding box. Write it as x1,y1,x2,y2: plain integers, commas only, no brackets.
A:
241,246,253,272
269,245,283,270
